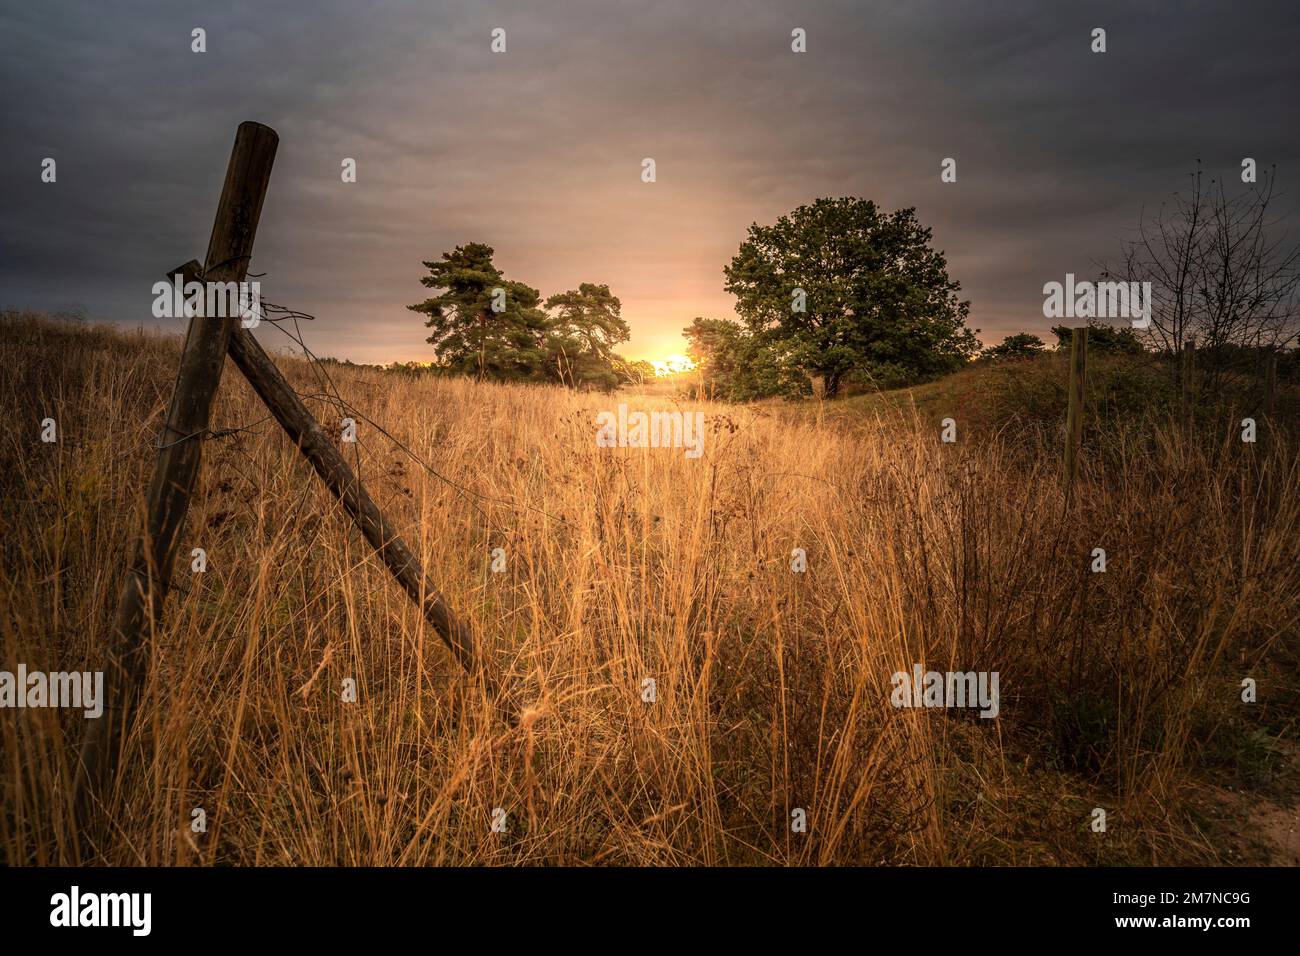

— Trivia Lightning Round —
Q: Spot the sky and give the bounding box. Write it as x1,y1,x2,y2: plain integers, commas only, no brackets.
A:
3,0,1299,365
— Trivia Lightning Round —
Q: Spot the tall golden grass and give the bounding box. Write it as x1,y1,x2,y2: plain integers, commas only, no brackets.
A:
2,313,1296,865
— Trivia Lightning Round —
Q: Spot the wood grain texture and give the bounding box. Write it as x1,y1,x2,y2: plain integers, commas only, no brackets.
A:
75,122,278,835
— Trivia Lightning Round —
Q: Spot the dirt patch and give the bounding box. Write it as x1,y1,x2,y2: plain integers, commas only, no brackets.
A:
1198,739,1299,865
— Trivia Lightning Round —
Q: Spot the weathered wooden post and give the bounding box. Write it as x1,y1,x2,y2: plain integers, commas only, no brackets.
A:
74,122,278,831
168,259,491,691
1181,337,1196,428
1064,326,1087,490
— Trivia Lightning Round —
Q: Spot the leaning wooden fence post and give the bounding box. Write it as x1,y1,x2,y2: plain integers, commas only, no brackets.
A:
1181,337,1196,428
167,261,490,695
73,122,278,832
1064,326,1087,491
228,321,490,689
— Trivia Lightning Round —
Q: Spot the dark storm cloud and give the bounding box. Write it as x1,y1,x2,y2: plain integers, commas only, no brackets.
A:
3,0,1298,361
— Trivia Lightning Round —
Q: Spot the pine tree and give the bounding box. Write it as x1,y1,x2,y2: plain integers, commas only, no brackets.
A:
408,243,548,380
542,283,631,389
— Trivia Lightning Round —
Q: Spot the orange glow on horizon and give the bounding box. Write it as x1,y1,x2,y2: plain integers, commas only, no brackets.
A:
649,354,696,376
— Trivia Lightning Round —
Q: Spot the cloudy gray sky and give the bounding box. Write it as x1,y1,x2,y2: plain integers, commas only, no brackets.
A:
3,0,1298,364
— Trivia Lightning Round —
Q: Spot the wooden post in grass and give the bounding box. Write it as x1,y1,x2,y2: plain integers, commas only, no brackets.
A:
1181,337,1196,428
166,260,489,692
226,309,488,687
1064,326,1088,491
73,122,278,832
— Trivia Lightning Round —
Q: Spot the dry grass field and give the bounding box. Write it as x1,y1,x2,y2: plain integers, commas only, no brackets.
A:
2,313,1297,866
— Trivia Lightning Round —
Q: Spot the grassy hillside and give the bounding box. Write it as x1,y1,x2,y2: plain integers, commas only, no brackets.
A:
773,349,1289,441
2,313,1297,865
